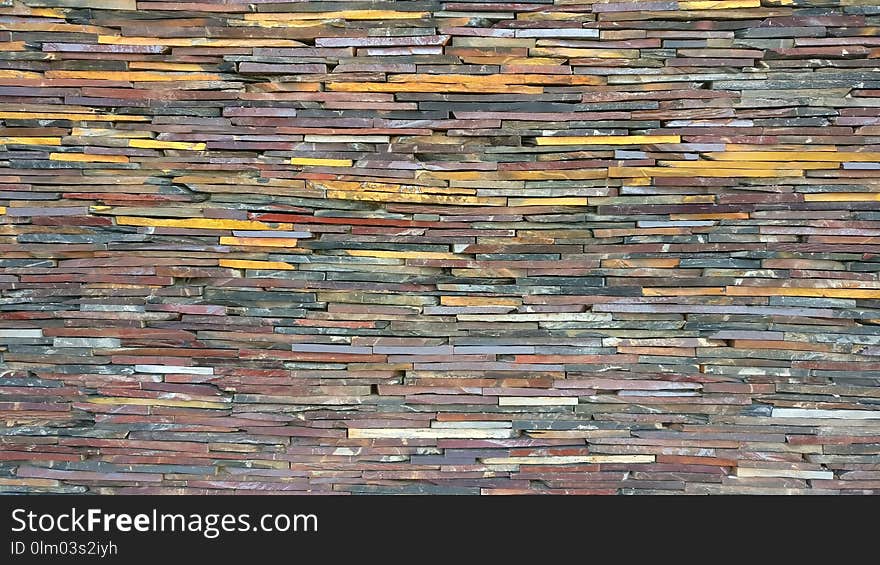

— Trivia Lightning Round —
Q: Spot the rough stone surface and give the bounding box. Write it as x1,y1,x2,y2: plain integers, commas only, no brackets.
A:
0,0,878,495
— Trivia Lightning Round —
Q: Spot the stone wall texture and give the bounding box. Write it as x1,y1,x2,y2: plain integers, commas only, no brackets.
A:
1,0,880,495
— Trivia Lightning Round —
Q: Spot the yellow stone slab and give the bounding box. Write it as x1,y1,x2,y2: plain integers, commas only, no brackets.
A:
244,10,429,20
643,288,726,296
326,190,505,206
30,8,67,17
679,0,759,7
418,171,486,181
45,70,222,82
0,21,105,33
536,135,681,145
0,207,6,215
389,73,603,86
609,166,803,178
0,112,147,122
220,237,299,248
0,41,26,52
115,217,292,230
624,177,652,186
0,137,61,145
804,193,880,202
98,35,307,47
0,478,60,487
292,157,353,167
86,397,227,409
441,296,522,307
0,70,42,79
49,153,129,163
708,151,880,162
660,160,838,170
129,139,207,150
219,259,294,271
327,82,542,94
726,286,880,298
344,250,461,260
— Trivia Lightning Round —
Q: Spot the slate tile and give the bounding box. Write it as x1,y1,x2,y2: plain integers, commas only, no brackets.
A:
0,0,877,496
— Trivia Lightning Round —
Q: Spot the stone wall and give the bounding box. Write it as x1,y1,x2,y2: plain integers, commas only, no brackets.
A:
1,0,879,494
